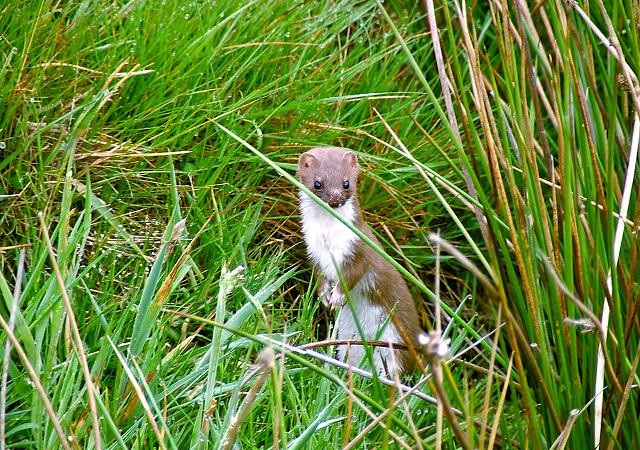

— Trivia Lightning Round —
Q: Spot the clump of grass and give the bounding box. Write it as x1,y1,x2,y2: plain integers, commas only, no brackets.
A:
393,0,640,449
1,0,638,449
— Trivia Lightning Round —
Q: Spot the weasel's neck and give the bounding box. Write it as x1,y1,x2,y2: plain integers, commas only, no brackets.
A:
299,193,360,281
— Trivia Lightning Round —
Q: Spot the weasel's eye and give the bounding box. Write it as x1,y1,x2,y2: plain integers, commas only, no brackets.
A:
343,180,350,189
314,180,323,190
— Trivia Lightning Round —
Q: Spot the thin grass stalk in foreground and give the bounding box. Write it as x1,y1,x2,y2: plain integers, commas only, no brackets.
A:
549,391,602,450
478,306,502,450
128,354,178,449
487,354,514,450
272,343,287,450
391,355,423,450
419,332,471,450
39,212,102,450
606,344,640,450
204,263,246,446
549,409,579,450
0,250,24,450
220,347,275,450
107,337,167,450
428,234,497,298
0,309,73,450
342,360,354,449
594,114,640,448
434,235,443,450
375,0,494,271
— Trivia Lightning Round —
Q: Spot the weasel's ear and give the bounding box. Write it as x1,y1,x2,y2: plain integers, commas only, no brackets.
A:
343,151,359,169
298,152,317,170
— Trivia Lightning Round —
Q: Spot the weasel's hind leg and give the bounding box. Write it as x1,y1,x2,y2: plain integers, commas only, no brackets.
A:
336,298,403,375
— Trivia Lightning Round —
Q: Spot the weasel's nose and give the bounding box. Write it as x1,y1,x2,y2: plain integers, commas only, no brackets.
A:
327,191,343,208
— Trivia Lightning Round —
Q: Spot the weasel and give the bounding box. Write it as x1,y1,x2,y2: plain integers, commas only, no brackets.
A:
297,146,421,374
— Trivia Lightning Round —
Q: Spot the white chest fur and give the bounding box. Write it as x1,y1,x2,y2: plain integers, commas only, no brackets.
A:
337,273,402,374
299,193,359,282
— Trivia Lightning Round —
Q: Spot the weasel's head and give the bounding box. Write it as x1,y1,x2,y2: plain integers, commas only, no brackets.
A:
297,147,359,208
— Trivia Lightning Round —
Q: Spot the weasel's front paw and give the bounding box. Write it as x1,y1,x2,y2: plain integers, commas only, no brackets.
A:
319,278,332,308
327,285,345,312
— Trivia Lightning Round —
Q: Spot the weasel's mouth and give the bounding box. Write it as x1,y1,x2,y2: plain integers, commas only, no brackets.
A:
328,199,346,208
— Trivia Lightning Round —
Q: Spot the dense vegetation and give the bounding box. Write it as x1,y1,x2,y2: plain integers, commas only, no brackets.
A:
1,0,638,449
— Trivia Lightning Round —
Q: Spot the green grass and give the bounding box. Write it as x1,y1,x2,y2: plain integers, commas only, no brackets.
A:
1,0,639,449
